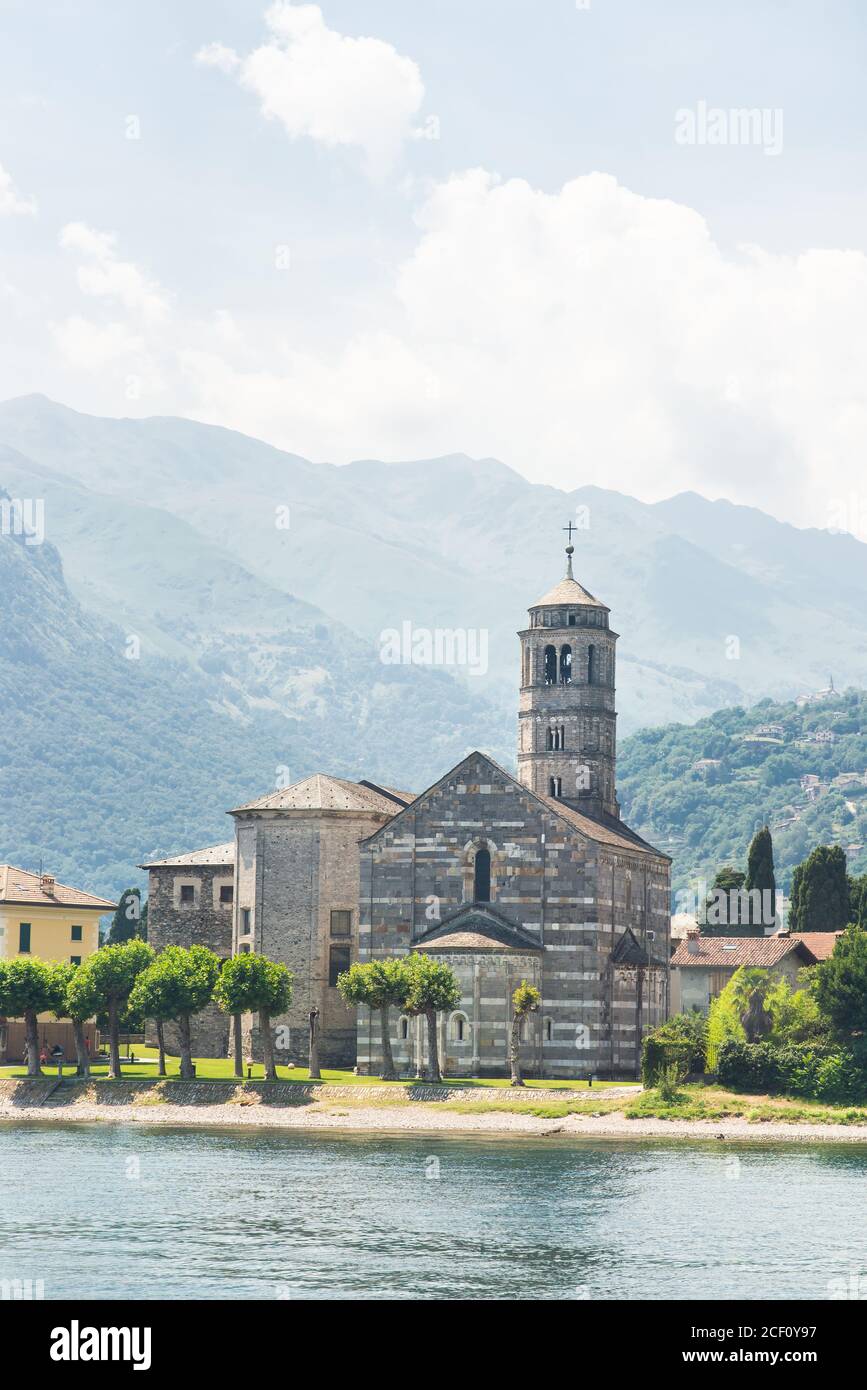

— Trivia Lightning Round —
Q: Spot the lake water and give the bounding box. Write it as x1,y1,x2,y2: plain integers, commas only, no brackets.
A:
1,1122,865,1300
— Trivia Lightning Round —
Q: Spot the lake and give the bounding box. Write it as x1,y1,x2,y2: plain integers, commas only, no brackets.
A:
1,1122,863,1300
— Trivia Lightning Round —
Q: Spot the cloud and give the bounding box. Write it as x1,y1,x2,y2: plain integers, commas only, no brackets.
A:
0,162,36,216
54,316,145,371
48,173,867,533
196,2,425,178
59,222,170,322
195,42,241,75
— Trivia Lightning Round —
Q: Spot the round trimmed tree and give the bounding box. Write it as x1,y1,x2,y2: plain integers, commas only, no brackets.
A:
337,958,410,1081
129,945,221,1080
0,957,60,1076
70,940,154,1079
401,954,460,1084
48,960,99,1077
214,954,293,1081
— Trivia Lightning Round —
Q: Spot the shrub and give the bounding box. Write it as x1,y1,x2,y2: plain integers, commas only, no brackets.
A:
656,1061,686,1102
642,1012,706,1084
717,1038,867,1104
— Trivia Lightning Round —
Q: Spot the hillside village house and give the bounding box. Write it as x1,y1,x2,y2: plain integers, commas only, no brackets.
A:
669,927,840,1014
145,541,672,1080
0,865,113,1062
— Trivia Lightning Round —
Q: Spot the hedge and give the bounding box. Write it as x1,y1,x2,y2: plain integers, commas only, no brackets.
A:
717,1039,867,1104
642,1014,707,1084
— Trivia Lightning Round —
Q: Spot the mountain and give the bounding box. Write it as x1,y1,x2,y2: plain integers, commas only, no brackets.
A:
619,689,867,903
0,495,505,898
2,395,866,738
2,393,867,903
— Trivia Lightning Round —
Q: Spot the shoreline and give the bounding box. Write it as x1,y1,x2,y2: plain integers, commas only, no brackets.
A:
5,1092,867,1144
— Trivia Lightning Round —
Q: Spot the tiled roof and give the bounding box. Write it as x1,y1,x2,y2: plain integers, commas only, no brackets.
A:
0,865,115,910
232,774,413,815
140,842,234,870
415,906,541,954
611,928,651,967
360,750,669,860
536,793,665,857
786,932,842,962
671,936,816,969
531,576,607,610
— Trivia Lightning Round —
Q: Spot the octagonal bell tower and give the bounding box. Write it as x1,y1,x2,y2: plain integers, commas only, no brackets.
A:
517,540,619,821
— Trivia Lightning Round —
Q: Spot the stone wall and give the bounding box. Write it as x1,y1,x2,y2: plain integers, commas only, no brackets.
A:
234,808,392,1067
145,863,234,1057
358,752,670,1079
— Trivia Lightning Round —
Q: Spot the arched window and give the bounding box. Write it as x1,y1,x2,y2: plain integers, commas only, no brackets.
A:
549,776,562,798
544,1017,553,1043
398,1015,410,1041
449,1011,469,1042
559,644,572,684
587,644,596,685
546,728,553,751
473,847,491,902
544,644,557,685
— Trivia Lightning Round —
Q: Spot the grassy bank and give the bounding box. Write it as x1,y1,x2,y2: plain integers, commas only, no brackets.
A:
0,1047,630,1090
433,1083,867,1125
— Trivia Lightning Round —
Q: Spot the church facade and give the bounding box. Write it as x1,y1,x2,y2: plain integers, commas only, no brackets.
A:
144,545,671,1079
356,546,670,1079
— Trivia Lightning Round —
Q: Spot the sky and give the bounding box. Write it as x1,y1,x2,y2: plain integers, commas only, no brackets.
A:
1,0,867,532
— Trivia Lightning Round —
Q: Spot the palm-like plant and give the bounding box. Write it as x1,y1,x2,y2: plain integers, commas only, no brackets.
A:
510,979,541,1087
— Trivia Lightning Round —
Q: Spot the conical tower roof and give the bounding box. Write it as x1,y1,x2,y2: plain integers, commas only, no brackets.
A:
530,545,608,610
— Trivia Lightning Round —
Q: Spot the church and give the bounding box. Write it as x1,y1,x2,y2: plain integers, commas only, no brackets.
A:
143,540,671,1079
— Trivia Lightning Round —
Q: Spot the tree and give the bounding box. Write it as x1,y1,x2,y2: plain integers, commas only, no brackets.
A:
849,874,867,929
702,866,745,925
71,940,154,1079
509,980,541,1087
0,958,59,1076
129,946,220,1080
401,954,460,1084
214,954,293,1081
337,959,410,1080
789,845,850,932
107,888,145,944
47,961,99,1077
745,825,776,929
214,954,258,1079
813,925,867,1037
307,1007,321,1080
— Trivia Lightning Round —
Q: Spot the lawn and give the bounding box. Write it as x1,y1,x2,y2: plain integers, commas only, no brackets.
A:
0,1047,635,1089
435,1083,867,1125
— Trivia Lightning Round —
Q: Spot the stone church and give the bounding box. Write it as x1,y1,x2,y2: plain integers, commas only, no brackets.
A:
144,543,671,1079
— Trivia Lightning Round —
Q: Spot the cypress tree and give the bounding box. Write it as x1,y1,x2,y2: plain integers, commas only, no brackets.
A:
745,825,776,929
107,888,143,944
788,845,850,932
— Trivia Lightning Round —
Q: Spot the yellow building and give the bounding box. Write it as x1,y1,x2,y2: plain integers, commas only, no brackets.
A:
0,865,114,1062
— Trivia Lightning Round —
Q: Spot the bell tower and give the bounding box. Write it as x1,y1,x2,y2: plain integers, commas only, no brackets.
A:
517,534,619,821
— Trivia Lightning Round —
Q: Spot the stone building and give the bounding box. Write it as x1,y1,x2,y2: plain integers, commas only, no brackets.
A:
144,542,671,1078
357,545,671,1079
229,776,411,1066
139,842,235,1056
670,929,820,1015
